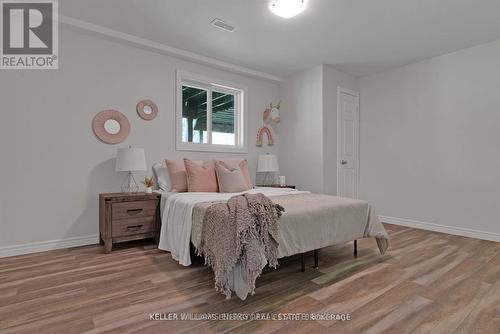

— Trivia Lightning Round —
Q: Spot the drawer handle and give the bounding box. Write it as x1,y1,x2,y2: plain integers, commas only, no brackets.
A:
126,225,143,231
126,209,143,216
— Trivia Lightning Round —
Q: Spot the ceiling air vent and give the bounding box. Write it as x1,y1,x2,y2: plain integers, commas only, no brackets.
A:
211,18,236,32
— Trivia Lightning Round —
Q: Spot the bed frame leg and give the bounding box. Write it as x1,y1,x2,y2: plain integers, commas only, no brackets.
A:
300,253,305,272
354,240,358,257
314,249,319,268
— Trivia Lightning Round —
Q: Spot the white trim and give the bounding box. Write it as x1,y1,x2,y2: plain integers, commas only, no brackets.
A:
176,70,248,154
0,235,99,258
58,15,285,83
338,87,360,98
379,215,500,243
336,86,360,198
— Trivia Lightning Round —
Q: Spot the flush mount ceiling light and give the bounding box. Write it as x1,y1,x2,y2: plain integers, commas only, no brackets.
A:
269,0,307,19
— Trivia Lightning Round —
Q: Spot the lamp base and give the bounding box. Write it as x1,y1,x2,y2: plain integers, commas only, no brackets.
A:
262,172,275,186
121,171,139,193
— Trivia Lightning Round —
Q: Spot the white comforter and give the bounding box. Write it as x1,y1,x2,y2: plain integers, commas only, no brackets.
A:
157,187,309,266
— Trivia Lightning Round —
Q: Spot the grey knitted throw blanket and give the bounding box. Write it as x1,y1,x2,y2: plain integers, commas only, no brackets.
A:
196,193,284,299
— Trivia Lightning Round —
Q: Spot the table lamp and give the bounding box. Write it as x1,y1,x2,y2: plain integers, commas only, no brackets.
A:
257,153,279,185
115,146,146,193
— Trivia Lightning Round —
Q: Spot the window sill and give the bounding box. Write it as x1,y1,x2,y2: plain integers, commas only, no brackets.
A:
176,143,248,154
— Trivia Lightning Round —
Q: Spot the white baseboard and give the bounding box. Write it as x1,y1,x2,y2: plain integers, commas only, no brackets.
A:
0,235,100,258
3,216,498,258
379,215,500,243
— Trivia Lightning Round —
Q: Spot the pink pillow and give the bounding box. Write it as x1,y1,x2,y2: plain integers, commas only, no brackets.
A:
184,159,219,192
218,159,253,189
166,159,188,192
215,161,251,193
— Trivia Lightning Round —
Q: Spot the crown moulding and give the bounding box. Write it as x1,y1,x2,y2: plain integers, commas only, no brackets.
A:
58,15,285,84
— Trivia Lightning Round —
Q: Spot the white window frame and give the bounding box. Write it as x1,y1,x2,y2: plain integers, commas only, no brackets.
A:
176,70,248,153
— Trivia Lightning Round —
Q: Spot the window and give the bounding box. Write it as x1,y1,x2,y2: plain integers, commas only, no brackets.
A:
176,71,247,153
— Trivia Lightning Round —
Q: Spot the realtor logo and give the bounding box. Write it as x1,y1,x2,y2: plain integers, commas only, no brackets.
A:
1,0,58,69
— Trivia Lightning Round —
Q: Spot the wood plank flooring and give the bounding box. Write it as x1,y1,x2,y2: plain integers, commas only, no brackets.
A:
0,224,499,334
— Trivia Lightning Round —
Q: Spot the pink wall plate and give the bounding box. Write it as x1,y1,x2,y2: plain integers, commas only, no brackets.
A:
136,99,158,121
92,110,130,144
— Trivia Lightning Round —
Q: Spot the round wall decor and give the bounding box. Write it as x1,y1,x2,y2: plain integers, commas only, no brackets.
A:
136,99,158,121
92,110,130,144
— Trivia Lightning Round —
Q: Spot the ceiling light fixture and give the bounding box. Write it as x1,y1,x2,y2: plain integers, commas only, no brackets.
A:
269,0,307,19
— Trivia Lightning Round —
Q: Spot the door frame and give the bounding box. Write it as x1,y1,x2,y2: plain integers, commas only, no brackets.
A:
336,86,360,198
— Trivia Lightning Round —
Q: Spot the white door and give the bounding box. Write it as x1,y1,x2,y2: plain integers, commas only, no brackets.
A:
337,88,359,198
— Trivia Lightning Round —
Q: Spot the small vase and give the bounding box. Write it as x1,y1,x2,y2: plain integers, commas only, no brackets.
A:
145,187,153,194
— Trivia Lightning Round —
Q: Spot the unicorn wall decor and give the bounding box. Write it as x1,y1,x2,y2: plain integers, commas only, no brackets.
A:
256,101,281,147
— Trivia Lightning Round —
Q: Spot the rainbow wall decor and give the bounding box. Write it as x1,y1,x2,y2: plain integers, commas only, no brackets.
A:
256,101,280,147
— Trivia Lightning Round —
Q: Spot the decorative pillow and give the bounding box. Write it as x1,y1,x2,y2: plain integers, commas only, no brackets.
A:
152,161,170,191
219,159,253,189
166,159,189,192
215,161,251,193
184,159,219,192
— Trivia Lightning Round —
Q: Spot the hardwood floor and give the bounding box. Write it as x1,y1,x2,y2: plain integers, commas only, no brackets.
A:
0,224,499,334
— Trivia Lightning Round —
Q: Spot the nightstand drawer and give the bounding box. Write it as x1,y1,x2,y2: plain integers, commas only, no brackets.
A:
111,200,158,220
112,217,157,237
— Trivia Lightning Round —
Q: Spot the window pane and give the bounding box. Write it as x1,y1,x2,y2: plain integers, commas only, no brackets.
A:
211,91,235,146
182,85,207,143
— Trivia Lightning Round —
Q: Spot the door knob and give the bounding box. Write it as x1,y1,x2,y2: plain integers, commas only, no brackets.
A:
341,160,348,165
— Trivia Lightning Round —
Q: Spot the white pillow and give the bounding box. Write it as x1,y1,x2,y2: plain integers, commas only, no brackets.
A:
215,161,251,193
152,161,171,191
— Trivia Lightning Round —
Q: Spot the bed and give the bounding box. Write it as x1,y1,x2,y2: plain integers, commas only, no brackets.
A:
157,187,388,299
158,187,388,265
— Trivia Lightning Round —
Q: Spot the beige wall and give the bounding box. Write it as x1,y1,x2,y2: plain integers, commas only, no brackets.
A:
0,27,280,251
278,66,324,193
359,39,500,237
279,65,358,194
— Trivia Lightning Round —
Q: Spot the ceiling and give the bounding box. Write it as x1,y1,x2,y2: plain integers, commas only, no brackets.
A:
60,0,500,78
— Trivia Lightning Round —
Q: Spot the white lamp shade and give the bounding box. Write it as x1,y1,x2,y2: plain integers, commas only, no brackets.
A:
257,154,279,172
115,147,146,172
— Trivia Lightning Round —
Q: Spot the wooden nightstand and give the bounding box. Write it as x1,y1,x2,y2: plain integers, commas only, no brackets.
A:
99,192,161,253
257,185,296,189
